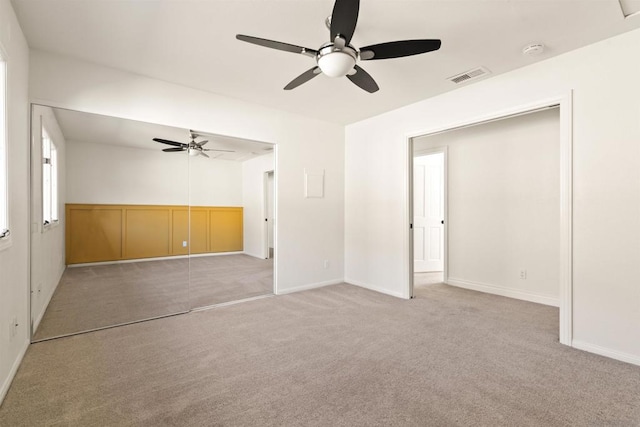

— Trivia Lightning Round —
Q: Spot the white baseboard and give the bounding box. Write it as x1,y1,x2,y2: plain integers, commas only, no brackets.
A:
572,340,640,367
344,278,406,299
243,251,268,260
190,251,243,259
446,277,559,307
69,255,188,267
0,339,29,406
69,251,244,267
276,279,343,295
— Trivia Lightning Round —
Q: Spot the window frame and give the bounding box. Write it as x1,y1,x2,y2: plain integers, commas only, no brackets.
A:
41,125,59,230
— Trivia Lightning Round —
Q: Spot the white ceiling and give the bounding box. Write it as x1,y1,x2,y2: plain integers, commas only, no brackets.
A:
13,1,640,125
51,107,273,161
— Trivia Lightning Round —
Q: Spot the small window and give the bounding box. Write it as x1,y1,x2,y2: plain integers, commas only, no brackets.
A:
0,54,8,240
42,126,58,226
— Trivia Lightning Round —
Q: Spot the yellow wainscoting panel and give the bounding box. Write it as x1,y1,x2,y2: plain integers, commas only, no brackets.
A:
172,209,189,256
210,208,243,253
66,206,123,264
189,209,209,254
66,204,243,265
125,208,171,259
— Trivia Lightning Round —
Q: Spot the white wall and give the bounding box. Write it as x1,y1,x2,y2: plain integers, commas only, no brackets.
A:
66,140,189,205
346,28,640,364
189,155,243,207
30,105,66,332
414,108,560,305
0,0,30,404
30,50,345,295
66,140,243,206
242,153,275,259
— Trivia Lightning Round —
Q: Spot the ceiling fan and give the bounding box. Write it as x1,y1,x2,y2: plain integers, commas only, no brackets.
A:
236,0,441,93
153,132,235,158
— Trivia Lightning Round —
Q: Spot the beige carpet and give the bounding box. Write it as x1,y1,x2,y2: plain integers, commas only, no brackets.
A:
414,271,444,287
34,254,273,341
189,254,274,309
4,283,639,425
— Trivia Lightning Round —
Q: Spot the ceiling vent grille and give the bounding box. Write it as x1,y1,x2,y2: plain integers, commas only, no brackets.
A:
448,67,490,85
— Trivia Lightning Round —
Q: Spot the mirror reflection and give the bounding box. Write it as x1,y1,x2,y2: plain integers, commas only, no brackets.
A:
187,133,275,309
30,105,275,341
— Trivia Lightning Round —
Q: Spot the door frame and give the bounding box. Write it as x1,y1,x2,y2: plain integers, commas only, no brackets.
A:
404,93,573,346
263,169,274,259
410,147,448,295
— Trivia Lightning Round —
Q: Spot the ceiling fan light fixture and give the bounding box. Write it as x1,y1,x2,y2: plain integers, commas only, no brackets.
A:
318,50,356,77
236,0,442,91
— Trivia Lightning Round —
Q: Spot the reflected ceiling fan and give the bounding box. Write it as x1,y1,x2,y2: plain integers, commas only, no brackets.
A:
153,132,235,158
236,0,441,93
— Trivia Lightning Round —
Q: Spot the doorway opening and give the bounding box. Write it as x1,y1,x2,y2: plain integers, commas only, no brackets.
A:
412,150,445,291
406,95,573,346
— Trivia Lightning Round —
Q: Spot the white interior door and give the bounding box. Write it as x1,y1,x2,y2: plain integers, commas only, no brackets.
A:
414,153,444,272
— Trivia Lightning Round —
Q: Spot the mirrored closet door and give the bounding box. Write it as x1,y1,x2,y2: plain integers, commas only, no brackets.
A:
30,106,190,340
30,106,276,341
187,133,275,309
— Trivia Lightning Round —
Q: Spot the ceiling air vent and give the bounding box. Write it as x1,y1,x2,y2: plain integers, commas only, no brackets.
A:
448,67,490,85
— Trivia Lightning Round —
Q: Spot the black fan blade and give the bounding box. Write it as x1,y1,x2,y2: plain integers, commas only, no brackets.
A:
346,65,379,93
199,151,210,158
360,39,441,60
236,34,317,56
153,138,186,147
162,147,185,152
284,67,321,90
330,0,359,45
203,148,235,153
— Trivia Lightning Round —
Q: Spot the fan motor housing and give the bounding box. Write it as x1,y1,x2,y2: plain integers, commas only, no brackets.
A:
316,43,357,77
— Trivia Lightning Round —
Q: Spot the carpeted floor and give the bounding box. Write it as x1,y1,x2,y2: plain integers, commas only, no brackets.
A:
34,254,273,341
189,254,274,309
3,283,639,426
414,271,444,287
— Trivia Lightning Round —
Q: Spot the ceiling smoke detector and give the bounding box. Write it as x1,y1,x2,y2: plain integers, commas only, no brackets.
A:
522,43,545,56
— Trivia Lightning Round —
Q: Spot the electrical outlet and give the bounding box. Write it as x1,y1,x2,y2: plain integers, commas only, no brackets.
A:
182,241,187,247
520,270,527,280
323,260,329,269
